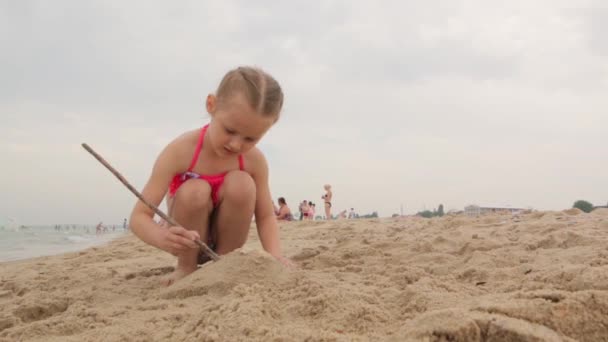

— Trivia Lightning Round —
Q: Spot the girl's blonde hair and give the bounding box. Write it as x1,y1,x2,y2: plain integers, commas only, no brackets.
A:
216,66,284,120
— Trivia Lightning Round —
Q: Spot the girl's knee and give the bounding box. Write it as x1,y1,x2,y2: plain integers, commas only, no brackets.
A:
174,180,213,212
223,171,256,203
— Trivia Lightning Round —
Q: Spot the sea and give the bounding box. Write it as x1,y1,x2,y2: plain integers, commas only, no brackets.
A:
0,224,128,263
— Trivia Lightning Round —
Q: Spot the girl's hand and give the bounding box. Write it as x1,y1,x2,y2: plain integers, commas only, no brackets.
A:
159,226,200,256
275,255,296,268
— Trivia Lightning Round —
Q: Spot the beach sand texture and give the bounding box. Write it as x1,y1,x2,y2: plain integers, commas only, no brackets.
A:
1,209,608,341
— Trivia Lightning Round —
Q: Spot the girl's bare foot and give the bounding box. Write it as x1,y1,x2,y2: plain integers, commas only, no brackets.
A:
161,266,197,286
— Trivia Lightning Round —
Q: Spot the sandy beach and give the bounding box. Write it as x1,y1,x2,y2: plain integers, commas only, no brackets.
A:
1,209,608,341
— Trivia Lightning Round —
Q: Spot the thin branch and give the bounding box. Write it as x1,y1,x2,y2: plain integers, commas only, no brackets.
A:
81,143,220,261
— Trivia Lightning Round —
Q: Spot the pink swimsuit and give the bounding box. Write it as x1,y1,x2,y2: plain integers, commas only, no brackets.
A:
168,125,244,207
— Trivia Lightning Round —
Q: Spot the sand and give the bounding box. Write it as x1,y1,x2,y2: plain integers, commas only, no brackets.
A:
1,210,608,341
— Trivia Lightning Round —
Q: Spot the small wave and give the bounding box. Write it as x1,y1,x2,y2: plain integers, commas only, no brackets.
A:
0,231,128,262
65,235,92,243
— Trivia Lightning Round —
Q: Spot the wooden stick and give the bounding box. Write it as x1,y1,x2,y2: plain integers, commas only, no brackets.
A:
81,143,220,261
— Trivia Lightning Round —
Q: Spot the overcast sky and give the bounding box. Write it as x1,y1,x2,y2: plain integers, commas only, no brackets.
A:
1,1,607,225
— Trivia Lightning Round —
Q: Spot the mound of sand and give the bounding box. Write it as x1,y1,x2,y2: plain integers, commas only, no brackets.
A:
592,208,608,216
562,207,584,215
1,211,608,341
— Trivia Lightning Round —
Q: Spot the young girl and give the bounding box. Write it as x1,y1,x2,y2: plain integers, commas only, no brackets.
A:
322,184,332,220
129,66,289,285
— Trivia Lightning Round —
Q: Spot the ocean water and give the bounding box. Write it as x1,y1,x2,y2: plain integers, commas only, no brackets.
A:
0,225,128,263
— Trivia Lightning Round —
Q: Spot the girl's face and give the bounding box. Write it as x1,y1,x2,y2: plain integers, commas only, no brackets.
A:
206,93,275,157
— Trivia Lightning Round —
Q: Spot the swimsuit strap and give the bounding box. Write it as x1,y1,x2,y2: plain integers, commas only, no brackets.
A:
187,125,208,172
187,124,245,172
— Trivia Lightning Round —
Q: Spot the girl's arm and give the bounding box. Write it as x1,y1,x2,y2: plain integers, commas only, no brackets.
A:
129,140,199,254
250,151,283,258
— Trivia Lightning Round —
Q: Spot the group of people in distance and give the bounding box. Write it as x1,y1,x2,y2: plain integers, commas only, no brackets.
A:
275,184,333,221
298,200,316,220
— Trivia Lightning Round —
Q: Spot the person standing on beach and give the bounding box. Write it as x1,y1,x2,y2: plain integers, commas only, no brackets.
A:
348,208,355,219
322,184,332,220
308,202,315,220
298,200,306,220
129,66,290,285
96,222,105,235
300,200,310,220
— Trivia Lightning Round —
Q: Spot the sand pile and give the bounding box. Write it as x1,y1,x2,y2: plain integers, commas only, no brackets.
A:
562,208,583,215
1,211,608,341
592,208,608,216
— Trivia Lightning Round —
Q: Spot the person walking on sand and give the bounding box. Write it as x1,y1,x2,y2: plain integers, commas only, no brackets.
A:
129,66,291,286
276,197,294,221
322,184,332,220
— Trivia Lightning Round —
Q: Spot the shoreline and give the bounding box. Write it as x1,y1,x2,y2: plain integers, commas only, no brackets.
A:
0,231,130,265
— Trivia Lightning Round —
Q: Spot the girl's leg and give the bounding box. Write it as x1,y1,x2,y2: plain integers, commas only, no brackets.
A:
212,170,256,254
163,179,213,285
325,203,331,220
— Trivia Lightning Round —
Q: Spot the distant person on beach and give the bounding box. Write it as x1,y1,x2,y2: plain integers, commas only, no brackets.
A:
129,66,290,285
300,200,310,220
96,222,105,235
307,201,315,220
298,200,306,220
276,197,293,221
123,218,128,230
322,184,332,220
348,208,355,219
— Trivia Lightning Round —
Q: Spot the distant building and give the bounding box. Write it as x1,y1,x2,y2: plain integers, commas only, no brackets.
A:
464,204,527,217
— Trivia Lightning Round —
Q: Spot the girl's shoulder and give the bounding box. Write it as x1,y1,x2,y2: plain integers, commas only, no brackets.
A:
242,147,268,173
165,129,201,154
156,128,201,172
172,128,201,145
